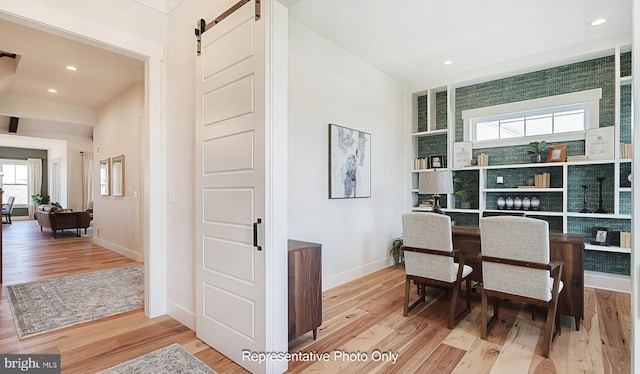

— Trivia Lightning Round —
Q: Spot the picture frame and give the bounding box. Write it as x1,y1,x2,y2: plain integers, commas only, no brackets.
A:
329,124,371,199
111,154,125,197
590,227,612,246
546,144,567,162
453,142,473,168
429,155,444,169
585,127,614,161
99,158,110,196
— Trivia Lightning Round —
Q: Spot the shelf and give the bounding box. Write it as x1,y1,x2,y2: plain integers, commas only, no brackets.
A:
412,207,434,212
619,187,632,192
483,188,563,193
619,159,632,163
584,243,631,254
410,189,419,193
620,76,632,85
446,208,480,213
480,162,565,170
566,212,631,219
564,159,617,166
483,209,564,217
411,129,448,137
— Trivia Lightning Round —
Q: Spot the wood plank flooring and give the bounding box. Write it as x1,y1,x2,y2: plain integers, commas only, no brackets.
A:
0,220,631,373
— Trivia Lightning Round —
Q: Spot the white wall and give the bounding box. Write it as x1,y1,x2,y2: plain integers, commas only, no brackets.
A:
6,118,93,211
288,20,407,290
92,83,144,261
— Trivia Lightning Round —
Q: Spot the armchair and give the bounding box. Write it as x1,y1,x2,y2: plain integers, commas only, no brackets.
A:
479,216,564,358
401,213,473,329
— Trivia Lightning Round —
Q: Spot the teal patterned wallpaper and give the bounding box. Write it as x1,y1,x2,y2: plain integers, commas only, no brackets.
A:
455,55,615,142
435,91,448,130
567,164,615,213
620,84,632,144
417,95,427,132
417,134,448,166
620,51,632,77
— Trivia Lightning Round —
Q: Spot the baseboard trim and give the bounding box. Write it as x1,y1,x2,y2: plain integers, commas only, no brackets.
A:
584,270,631,293
92,237,142,261
324,257,395,291
167,300,196,330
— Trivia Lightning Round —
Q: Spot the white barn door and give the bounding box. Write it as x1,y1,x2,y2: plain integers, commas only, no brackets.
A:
195,1,275,373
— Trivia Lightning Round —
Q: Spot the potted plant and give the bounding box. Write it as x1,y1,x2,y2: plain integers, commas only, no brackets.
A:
454,174,478,209
31,194,49,205
389,237,404,265
528,141,547,163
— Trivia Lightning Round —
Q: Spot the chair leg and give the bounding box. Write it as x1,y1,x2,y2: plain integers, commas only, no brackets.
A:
403,278,411,317
481,288,488,339
448,282,460,329
542,297,561,358
465,278,472,312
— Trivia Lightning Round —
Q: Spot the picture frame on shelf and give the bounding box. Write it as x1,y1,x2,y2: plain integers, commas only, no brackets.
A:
453,142,472,168
585,127,614,161
590,227,612,246
546,144,567,162
429,155,444,169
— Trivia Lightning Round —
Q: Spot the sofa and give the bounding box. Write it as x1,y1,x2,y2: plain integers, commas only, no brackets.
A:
35,204,91,238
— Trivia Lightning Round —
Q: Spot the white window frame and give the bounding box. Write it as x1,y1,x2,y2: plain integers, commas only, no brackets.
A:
0,159,30,208
461,88,602,148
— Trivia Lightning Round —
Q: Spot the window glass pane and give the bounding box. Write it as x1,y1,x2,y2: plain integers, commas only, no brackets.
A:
476,121,499,141
3,165,15,184
2,185,28,205
554,110,584,133
526,115,552,136
15,165,28,184
500,118,524,138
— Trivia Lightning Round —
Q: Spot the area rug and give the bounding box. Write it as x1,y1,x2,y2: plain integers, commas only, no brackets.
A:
4,265,144,338
98,344,217,374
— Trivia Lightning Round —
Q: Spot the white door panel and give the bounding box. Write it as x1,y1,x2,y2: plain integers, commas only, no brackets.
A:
202,131,254,173
203,236,255,283
202,188,254,225
202,17,254,78
203,283,255,339
203,75,254,126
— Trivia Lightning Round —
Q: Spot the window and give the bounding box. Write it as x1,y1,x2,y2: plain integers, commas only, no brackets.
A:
462,88,602,147
1,162,29,206
473,103,587,142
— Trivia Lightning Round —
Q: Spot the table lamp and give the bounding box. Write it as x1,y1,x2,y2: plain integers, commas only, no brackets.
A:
419,169,453,214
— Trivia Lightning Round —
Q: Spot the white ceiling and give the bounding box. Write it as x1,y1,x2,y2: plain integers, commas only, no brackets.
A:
0,17,144,125
0,0,632,132
289,0,632,88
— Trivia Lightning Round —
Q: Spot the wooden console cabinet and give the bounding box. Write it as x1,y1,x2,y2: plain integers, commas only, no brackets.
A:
288,240,322,341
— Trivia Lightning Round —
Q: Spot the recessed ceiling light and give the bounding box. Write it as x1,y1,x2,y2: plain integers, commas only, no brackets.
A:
443,60,453,65
65,65,78,71
590,18,607,26
47,88,58,93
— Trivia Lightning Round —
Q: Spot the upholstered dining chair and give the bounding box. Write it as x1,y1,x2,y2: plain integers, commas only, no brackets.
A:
401,212,473,329
479,216,564,358
2,196,15,224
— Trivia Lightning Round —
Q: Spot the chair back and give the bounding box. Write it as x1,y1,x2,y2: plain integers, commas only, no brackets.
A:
402,213,456,282
3,196,15,213
480,216,554,301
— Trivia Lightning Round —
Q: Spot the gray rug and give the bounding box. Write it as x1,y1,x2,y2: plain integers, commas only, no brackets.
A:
98,344,217,374
5,265,144,338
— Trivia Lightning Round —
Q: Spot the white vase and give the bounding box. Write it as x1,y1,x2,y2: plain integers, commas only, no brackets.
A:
506,196,514,209
514,197,522,210
531,196,540,210
497,196,505,210
522,197,531,210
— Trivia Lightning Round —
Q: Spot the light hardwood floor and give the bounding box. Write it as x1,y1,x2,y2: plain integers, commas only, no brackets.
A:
0,220,631,373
